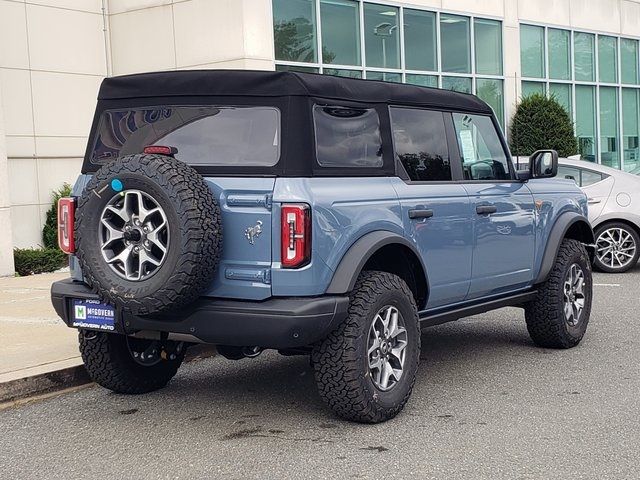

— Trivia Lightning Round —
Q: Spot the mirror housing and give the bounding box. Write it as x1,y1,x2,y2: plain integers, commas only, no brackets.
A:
516,170,532,181
529,149,558,179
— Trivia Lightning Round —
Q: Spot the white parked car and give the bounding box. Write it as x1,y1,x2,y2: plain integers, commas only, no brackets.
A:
516,156,640,273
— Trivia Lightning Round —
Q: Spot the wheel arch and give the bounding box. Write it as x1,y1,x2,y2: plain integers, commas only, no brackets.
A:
535,212,594,284
325,231,429,310
592,216,640,238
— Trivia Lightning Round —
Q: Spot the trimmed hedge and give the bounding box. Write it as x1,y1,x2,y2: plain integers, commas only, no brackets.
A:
13,248,67,276
42,183,72,250
509,93,578,158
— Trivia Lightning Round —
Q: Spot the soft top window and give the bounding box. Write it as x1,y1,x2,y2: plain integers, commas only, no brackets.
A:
91,106,280,167
313,105,383,168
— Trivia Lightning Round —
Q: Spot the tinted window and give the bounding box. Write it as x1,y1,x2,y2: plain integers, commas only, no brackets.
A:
580,169,604,186
313,105,383,167
92,106,280,166
390,108,451,181
452,113,511,180
557,165,580,184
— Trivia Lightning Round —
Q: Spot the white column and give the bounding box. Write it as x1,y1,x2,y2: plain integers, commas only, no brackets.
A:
0,83,15,276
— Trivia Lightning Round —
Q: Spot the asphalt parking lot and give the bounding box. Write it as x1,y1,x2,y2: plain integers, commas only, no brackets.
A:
1,265,639,480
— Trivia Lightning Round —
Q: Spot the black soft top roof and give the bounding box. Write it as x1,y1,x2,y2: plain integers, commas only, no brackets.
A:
98,70,492,114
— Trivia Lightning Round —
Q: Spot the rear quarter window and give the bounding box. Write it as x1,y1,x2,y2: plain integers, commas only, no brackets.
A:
313,105,383,168
91,106,280,167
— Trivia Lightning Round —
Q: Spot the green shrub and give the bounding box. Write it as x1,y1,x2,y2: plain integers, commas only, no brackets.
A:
42,183,72,250
509,93,578,158
13,248,67,276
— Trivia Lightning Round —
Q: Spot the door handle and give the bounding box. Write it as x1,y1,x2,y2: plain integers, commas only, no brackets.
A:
408,209,434,219
476,205,498,215
587,198,601,205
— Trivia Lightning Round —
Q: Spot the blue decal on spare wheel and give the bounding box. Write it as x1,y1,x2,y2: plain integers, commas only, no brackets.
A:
111,179,123,192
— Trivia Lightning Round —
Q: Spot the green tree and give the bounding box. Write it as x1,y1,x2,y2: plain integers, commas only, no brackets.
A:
274,18,335,64
509,93,578,158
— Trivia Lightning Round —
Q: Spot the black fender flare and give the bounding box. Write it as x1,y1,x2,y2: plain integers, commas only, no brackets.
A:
535,212,595,284
325,231,429,295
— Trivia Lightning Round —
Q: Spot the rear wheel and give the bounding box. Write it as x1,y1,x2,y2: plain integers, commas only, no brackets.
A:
79,331,185,394
312,271,420,423
593,222,640,273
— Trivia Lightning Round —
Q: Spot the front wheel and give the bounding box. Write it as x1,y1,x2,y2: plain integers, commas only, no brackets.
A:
593,222,640,273
525,239,593,348
79,331,185,394
312,271,421,423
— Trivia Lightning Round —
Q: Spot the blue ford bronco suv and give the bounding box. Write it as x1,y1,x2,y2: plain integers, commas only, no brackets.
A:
51,70,594,423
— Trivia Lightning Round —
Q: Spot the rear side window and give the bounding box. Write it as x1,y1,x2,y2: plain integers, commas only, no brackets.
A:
580,168,605,186
452,113,511,181
313,105,383,168
91,106,280,166
557,165,580,183
390,107,451,181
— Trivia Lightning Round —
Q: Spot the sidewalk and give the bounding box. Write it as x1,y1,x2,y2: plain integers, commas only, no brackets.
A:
0,272,80,385
0,271,216,404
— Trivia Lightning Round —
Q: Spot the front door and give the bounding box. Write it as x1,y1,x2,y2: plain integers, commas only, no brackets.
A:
450,112,536,299
389,107,473,309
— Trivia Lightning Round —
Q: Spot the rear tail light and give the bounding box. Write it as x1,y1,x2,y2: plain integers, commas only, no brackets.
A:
143,145,178,156
281,204,311,268
58,197,76,254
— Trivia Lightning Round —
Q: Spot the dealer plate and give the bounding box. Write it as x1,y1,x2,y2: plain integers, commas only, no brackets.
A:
71,299,115,331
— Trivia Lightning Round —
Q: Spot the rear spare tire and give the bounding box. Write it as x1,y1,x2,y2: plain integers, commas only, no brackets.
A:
75,153,221,315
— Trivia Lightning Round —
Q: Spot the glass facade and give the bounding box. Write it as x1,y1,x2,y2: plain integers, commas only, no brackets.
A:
272,3,640,171
320,0,360,65
521,24,640,171
273,1,505,127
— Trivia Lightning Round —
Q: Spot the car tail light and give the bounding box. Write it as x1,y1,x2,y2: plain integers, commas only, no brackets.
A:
143,145,178,156
281,204,311,268
58,197,76,254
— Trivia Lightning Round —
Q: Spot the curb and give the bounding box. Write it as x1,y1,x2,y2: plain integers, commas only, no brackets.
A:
0,344,217,405
0,364,90,404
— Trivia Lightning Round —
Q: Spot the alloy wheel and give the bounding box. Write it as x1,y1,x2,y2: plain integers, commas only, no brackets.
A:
563,263,586,327
99,190,169,281
596,227,637,270
367,305,408,391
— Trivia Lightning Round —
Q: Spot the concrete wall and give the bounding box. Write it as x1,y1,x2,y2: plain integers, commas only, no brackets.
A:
0,0,106,250
0,0,275,260
0,80,15,276
108,0,274,75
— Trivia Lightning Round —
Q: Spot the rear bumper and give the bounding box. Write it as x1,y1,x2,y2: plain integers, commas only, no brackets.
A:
51,279,349,349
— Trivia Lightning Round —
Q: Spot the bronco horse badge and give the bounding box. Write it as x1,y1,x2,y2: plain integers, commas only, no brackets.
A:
244,220,263,245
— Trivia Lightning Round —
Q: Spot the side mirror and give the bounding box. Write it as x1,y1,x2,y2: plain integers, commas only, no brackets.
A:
529,149,558,179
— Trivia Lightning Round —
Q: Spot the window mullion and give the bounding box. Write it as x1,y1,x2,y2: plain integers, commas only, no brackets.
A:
359,0,366,78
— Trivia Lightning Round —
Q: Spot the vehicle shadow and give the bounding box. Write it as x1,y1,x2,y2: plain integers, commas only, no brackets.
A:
96,309,536,429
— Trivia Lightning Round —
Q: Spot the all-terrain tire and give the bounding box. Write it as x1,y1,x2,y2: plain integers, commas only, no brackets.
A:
525,239,593,348
312,271,421,423
75,153,221,315
79,332,184,394
592,222,640,273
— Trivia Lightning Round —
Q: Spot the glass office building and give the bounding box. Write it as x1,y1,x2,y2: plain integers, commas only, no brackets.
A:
272,0,640,172
273,0,505,127
520,24,640,171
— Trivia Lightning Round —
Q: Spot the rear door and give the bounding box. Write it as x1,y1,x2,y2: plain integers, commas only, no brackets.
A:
89,104,280,300
450,112,536,299
389,107,473,309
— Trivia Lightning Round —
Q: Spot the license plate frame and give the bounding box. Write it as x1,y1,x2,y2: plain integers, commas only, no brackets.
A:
70,298,116,331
